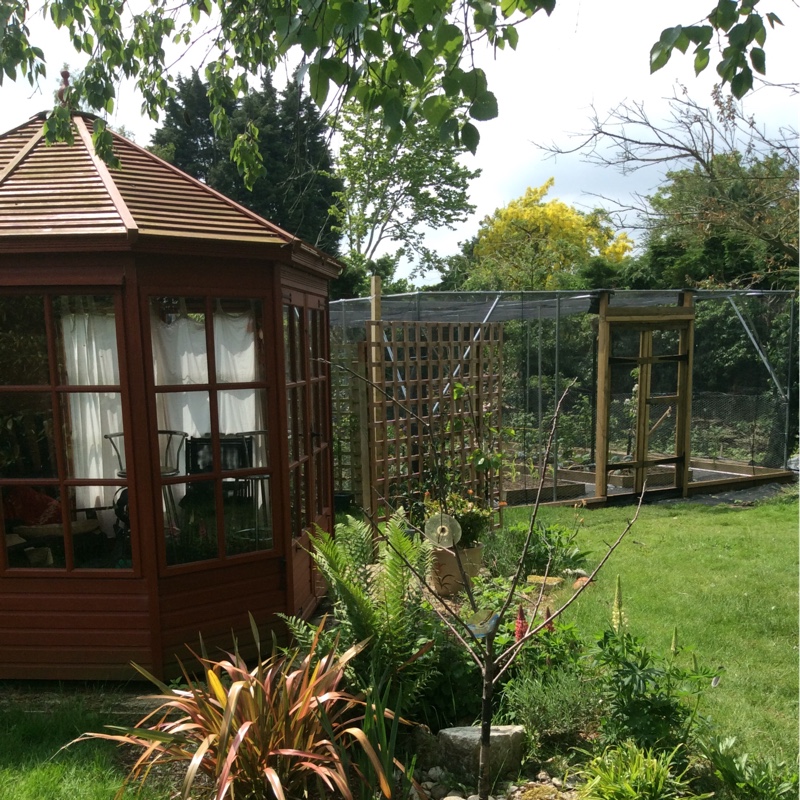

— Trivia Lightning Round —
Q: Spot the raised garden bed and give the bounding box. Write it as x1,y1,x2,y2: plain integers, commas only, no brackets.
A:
502,480,585,505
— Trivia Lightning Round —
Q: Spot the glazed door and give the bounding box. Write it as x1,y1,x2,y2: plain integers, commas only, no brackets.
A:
283,292,332,617
595,294,695,498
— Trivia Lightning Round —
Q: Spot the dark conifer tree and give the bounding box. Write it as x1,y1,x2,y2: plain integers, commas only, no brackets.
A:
150,71,342,255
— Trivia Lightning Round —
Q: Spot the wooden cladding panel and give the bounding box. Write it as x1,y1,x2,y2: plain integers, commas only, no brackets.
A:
158,558,286,666
0,577,152,679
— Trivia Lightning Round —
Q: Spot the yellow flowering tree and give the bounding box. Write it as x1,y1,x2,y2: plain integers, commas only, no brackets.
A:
466,178,633,290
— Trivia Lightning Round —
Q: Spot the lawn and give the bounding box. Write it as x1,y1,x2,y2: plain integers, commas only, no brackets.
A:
0,685,169,800
507,484,799,763
0,486,796,798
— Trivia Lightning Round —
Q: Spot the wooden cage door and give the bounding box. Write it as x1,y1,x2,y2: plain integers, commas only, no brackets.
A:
595,293,695,499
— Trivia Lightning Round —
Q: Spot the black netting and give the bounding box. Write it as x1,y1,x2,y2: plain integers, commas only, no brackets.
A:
330,290,796,503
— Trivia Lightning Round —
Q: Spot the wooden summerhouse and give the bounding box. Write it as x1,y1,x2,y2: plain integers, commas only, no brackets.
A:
0,111,338,679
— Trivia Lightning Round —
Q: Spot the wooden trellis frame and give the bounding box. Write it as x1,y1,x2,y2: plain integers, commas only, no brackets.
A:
363,320,503,518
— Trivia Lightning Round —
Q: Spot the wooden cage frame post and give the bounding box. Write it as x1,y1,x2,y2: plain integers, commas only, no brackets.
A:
594,292,611,499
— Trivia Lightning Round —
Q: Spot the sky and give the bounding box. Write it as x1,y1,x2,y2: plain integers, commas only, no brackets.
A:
3,0,798,283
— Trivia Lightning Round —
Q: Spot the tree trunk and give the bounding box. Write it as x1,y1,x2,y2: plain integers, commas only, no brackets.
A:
478,636,495,800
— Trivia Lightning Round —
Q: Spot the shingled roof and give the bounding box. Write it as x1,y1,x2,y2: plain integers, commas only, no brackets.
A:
0,111,335,269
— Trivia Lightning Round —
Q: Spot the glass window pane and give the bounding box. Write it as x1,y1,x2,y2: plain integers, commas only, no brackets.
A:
283,306,293,384
315,451,324,516
218,389,268,468
300,460,309,527
215,299,264,383
56,295,120,386
3,484,62,569
0,295,49,385
224,475,273,555
296,386,306,459
289,468,300,537
287,388,297,463
169,480,218,565
62,392,124,479
150,297,208,386
0,393,57,479
68,484,129,569
293,307,304,383
156,391,210,454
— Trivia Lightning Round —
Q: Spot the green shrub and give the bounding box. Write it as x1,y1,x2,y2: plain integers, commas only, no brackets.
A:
346,679,417,800
415,635,482,730
499,667,600,756
590,627,712,753
75,624,391,800
483,520,589,578
697,733,800,799
577,741,713,800
286,512,442,715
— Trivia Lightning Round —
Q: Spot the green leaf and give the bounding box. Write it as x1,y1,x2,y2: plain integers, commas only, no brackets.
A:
383,94,404,129
458,67,488,100
730,65,753,97
674,31,690,54
440,116,459,141
460,122,480,154
500,0,518,16
766,11,783,28
299,25,318,55
322,57,348,86
749,46,766,74
727,21,750,48
716,52,739,81
362,28,384,56
308,62,330,107
504,24,519,49
709,0,739,32
340,1,369,29
435,23,463,56
413,0,436,28
659,26,684,48
684,25,713,46
649,42,671,73
441,68,463,97
752,15,767,46
398,54,425,87
694,47,710,74
421,94,451,126
468,90,498,121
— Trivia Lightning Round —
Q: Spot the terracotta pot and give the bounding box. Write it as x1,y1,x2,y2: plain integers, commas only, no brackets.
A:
431,543,484,596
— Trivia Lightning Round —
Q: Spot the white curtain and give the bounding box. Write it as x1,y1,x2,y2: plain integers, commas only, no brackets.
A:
61,310,122,526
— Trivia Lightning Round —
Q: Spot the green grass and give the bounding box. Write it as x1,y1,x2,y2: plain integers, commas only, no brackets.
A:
0,686,170,800
504,486,799,763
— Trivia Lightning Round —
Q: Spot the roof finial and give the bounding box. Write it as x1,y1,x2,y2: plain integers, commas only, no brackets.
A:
57,70,71,107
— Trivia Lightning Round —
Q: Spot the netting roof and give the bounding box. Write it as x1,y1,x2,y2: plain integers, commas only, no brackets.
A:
330,289,793,328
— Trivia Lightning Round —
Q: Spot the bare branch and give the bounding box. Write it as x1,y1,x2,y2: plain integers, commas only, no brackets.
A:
493,488,646,684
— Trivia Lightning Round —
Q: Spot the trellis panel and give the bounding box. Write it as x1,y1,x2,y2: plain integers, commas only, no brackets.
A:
364,321,503,518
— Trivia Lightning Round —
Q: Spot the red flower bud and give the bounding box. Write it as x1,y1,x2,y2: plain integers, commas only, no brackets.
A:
515,604,528,642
